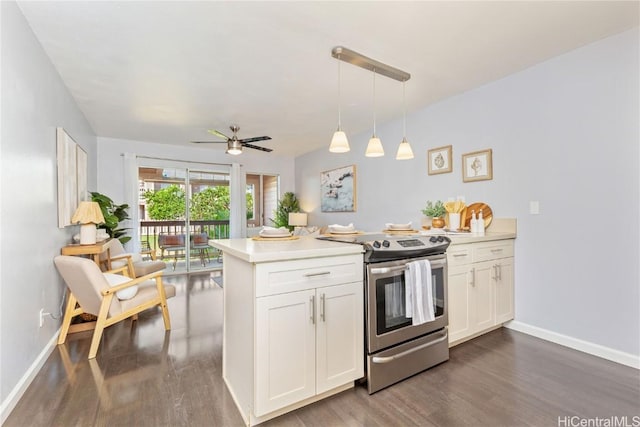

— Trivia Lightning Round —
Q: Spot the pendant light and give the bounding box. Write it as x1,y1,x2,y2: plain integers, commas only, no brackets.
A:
365,70,384,157
396,81,414,160
329,56,350,153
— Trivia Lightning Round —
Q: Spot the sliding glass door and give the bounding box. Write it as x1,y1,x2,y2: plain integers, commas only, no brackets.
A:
138,163,232,274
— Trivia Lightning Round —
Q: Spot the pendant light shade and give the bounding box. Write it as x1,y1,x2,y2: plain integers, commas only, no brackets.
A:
329,57,350,153
365,70,384,157
396,81,414,160
330,131,350,153
366,137,384,157
396,137,414,160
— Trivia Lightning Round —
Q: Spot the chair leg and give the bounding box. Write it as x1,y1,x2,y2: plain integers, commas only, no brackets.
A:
58,290,77,345
88,295,113,359
156,277,171,330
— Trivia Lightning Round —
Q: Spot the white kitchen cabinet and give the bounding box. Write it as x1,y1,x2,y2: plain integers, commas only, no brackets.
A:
255,281,363,416
447,239,514,346
221,251,364,426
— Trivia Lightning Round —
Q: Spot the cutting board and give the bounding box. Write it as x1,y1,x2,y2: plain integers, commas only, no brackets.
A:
462,202,493,229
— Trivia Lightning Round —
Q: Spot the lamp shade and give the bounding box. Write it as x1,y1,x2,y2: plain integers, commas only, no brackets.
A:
395,137,415,160
72,201,105,225
288,212,308,227
329,131,350,153
365,137,384,157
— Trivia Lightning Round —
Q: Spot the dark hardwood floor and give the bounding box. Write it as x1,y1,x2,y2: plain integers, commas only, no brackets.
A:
6,272,639,426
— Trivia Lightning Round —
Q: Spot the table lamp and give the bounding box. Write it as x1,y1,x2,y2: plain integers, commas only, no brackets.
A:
288,212,308,228
71,201,105,245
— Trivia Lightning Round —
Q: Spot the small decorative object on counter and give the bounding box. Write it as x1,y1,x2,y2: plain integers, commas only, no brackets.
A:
421,200,447,229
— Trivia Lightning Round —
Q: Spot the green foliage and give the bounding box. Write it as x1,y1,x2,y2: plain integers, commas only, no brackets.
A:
271,192,300,231
144,185,254,222
190,187,230,220
421,200,446,218
144,185,186,220
90,192,131,244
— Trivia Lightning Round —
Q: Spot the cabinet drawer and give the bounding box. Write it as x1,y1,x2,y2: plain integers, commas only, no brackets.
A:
473,241,513,262
447,245,473,266
256,254,363,297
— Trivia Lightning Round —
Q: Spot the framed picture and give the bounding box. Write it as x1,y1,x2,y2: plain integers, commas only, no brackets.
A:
57,127,79,228
321,165,356,212
427,145,453,175
76,144,88,204
462,149,493,182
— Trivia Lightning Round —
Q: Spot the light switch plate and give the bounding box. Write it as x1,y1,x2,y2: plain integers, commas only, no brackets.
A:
529,201,540,215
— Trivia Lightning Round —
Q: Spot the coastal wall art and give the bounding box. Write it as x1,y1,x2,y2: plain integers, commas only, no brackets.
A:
320,164,356,212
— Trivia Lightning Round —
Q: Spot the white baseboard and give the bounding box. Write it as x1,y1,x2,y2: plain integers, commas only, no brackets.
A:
1,328,61,424
505,321,639,369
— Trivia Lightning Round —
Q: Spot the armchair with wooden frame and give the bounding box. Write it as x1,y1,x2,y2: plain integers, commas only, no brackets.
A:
101,238,166,278
54,255,176,359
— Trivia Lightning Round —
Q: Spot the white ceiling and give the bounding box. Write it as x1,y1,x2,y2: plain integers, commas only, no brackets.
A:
18,1,639,157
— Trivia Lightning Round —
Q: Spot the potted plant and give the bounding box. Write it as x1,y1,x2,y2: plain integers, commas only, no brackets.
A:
421,200,447,228
91,192,131,244
271,192,300,231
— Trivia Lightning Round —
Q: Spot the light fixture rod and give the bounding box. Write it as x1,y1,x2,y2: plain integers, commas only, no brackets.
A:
332,46,410,82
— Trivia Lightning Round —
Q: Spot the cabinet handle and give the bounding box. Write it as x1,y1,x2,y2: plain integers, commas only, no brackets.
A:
497,263,502,281
310,295,315,324
470,268,475,287
452,253,468,258
304,271,331,278
492,264,498,281
490,248,503,253
320,293,325,322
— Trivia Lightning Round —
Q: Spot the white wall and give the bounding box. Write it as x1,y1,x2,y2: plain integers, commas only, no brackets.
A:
96,137,295,217
0,0,97,414
296,29,639,357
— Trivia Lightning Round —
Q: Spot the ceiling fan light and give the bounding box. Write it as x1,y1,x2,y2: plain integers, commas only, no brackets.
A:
365,136,384,157
226,139,242,155
396,137,414,160
329,130,350,153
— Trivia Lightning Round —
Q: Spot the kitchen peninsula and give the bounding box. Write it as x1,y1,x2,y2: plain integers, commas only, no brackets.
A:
209,236,365,426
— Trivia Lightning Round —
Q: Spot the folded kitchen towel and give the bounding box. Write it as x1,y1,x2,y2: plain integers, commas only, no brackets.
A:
405,259,435,325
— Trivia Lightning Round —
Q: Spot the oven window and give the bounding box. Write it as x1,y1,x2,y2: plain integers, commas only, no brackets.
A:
375,266,445,336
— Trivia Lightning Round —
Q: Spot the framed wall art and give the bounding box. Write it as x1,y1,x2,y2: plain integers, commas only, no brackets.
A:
321,165,356,212
462,149,493,182
57,127,78,227
427,145,453,175
76,144,88,204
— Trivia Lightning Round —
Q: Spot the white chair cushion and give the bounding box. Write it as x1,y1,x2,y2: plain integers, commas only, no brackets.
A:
103,273,138,300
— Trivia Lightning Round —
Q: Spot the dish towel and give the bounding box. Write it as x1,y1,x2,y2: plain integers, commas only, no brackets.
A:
405,259,435,325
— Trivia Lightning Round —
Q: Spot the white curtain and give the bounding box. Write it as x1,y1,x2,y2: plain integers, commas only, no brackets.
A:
123,152,140,253
229,163,246,238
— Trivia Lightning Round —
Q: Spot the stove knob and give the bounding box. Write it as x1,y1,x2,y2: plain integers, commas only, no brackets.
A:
429,236,438,243
382,240,390,248
373,241,381,248
436,236,445,242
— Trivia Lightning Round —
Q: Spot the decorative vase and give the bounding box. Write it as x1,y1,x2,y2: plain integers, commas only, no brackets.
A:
431,217,445,228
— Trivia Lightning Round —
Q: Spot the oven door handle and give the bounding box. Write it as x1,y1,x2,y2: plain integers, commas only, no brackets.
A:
370,258,446,275
371,331,448,364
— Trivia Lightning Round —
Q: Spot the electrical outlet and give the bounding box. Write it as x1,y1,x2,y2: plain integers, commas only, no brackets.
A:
39,308,45,327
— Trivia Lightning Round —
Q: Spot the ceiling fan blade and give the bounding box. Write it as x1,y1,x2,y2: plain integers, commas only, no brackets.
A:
207,129,230,140
238,136,272,144
190,140,227,144
242,143,273,152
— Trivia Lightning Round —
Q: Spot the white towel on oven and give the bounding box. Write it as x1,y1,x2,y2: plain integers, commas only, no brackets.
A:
405,259,435,325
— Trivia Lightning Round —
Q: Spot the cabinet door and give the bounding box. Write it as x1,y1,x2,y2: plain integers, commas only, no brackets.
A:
447,265,473,345
316,282,364,394
473,261,496,334
255,289,316,416
494,257,514,324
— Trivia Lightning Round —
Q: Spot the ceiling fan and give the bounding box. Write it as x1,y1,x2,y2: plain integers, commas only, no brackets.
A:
191,125,272,155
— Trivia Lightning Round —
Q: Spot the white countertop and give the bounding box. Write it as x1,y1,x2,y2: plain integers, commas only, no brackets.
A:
209,236,364,263
210,230,515,264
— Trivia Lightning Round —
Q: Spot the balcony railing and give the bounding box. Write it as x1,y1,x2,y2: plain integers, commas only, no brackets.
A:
140,220,230,261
